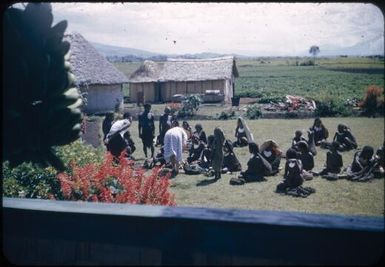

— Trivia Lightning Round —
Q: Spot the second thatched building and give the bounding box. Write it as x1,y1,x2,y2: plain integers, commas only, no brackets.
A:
128,56,239,104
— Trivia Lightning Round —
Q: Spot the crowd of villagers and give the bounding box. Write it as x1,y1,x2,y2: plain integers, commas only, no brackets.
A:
102,104,384,198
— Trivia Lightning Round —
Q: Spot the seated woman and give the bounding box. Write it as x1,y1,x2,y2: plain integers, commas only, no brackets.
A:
260,139,282,175
182,121,193,139
309,117,329,146
291,130,307,151
297,141,314,180
346,145,376,181
182,121,193,149
233,117,252,148
276,148,304,191
332,124,358,151
238,142,272,182
222,139,242,173
276,148,315,197
187,135,205,164
199,135,215,170
316,141,343,179
192,123,207,145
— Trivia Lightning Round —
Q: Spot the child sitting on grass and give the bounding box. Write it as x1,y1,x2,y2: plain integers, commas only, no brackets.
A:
297,141,314,180
315,141,343,180
346,145,377,181
275,148,315,198
222,139,242,173
187,135,205,164
291,130,307,152
322,124,357,151
231,142,272,184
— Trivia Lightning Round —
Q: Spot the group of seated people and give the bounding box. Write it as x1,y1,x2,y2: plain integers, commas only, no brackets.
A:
101,109,384,197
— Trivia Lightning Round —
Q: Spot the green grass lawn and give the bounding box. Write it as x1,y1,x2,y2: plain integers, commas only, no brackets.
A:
121,116,384,217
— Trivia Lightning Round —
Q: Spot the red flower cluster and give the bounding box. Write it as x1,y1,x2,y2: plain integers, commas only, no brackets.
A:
57,152,176,206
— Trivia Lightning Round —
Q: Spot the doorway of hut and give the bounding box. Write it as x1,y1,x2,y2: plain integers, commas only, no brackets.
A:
155,81,164,103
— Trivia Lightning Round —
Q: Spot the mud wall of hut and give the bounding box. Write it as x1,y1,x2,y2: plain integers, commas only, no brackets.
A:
129,80,226,103
80,84,123,114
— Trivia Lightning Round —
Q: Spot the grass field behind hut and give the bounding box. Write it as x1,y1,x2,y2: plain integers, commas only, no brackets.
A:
114,56,384,102
123,116,384,217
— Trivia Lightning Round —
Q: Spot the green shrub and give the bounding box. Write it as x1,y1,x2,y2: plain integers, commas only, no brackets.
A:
177,94,202,118
3,140,104,199
314,99,353,117
217,110,236,120
245,104,262,119
257,96,285,104
2,161,60,199
54,139,104,169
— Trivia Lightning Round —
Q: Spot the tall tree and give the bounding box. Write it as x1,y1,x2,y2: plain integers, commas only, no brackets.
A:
309,45,320,66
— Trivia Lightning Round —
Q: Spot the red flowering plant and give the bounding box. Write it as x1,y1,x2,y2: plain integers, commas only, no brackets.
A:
57,152,176,206
358,85,384,116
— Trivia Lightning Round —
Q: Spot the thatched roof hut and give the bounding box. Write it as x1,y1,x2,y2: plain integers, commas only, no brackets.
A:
129,56,239,103
64,32,128,114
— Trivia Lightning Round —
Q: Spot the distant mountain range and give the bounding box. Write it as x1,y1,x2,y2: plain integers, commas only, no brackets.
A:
91,42,251,61
91,39,384,61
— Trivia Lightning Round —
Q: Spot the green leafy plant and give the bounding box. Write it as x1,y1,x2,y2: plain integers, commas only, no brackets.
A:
314,99,353,117
3,140,104,200
217,110,236,120
3,3,83,171
245,104,262,119
177,94,202,118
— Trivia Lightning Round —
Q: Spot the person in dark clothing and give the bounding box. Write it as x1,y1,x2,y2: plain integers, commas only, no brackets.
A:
212,127,226,180
238,142,272,182
105,112,132,162
187,135,205,164
123,131,136,159
199,135,214,170
222,139,242,173
297,140,314,180
233,118,249,147
315,141,343,179
138,103,155,158
332,124,358,151
152,147,166,168
373,142,385,177
346,145,376,181
276,148,304,191
260,140,282,176
309,117,329,146
102,112,115,141
291,130,307,151
297,141,314,172
158,106,173,146
193,123,207,145
182,121,193,139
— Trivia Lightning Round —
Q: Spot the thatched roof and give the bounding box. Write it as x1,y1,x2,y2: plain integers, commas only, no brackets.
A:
129,56,239,83
64,33,129,86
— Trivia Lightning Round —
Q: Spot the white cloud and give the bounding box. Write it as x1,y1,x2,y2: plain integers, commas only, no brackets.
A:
44,2,383,55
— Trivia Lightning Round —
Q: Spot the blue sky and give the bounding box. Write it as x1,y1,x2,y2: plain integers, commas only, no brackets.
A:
14,2,385,56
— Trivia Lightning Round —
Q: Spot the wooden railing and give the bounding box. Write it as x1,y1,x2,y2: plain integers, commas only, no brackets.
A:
3,197,384,265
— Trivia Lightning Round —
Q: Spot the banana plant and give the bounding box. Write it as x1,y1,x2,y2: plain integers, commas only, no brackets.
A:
3,3,83,172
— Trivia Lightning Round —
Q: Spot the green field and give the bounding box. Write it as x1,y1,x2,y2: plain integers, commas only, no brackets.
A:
123,116,384,217
114,56,384,102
